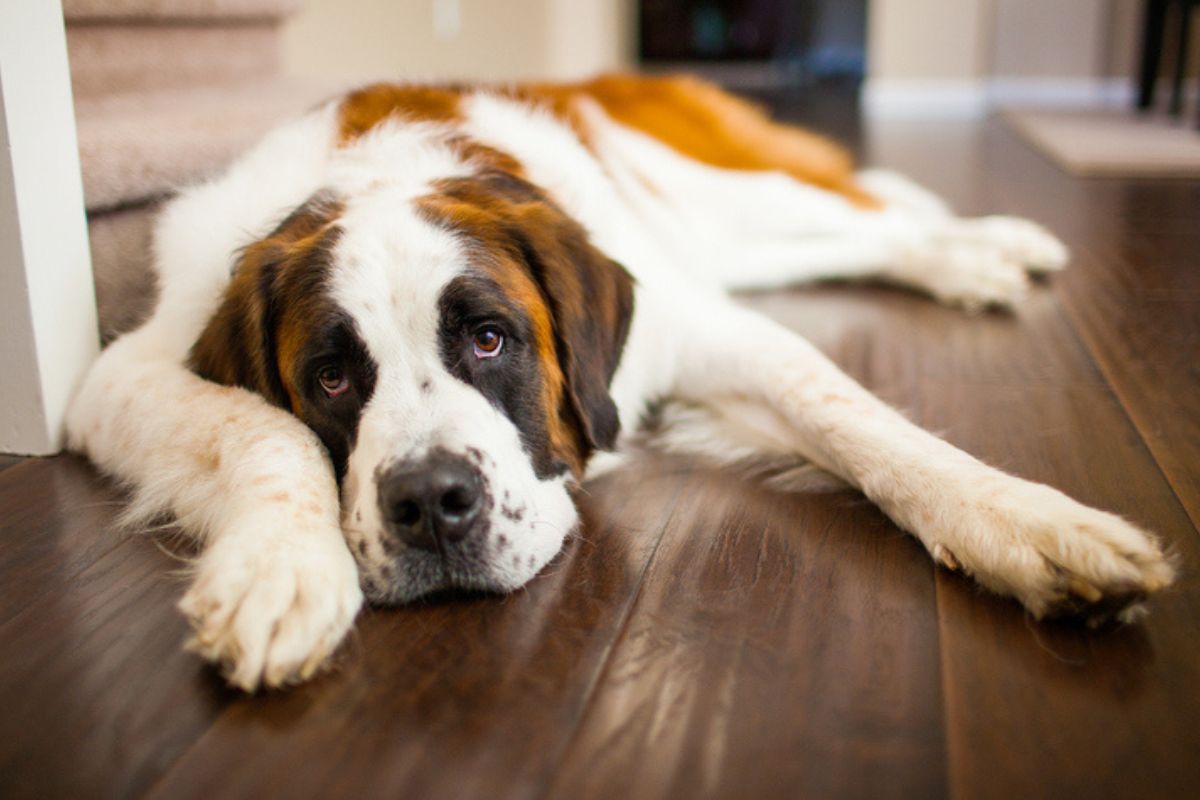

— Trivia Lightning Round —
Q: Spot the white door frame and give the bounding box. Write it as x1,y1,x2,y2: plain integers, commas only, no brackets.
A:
0,0,98,455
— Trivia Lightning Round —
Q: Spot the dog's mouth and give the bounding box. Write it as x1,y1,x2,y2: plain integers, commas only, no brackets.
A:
359,547,473,604
357,530,555,605
369,575,509,608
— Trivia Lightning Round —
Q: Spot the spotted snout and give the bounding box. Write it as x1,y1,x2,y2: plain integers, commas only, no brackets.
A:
377,448,489,554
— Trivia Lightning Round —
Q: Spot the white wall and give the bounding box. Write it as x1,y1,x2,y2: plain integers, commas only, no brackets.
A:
992,0,1107,79
865,0,1148,115
869,0,992,82
283,0,632,84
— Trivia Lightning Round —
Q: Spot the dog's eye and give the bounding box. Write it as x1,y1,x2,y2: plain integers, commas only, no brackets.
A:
472,326,504,359
317,365,350,397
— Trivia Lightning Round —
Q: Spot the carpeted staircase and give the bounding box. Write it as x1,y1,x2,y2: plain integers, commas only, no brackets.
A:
65,0,344,340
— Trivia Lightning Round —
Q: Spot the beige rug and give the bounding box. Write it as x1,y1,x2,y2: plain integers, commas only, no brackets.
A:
1004,108,1200,178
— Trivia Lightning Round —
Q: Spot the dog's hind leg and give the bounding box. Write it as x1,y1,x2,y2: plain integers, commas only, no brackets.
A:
719,220,1065,312
587,107,1067,309
66,321,362,690
646,294,1176,624
706,190,1067,310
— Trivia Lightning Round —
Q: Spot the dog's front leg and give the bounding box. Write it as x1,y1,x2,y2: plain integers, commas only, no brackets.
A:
665,300,1175,623
67,329,362,690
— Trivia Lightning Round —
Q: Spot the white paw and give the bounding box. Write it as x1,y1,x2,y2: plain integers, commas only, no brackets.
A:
887,215,1069,310
931,479,1175,625
179,527,363,690
950,215,1070,274
893,237,1032,311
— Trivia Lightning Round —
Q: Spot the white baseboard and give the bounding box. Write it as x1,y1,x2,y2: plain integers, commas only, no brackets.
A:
862,77,1137,118
861,79,989,118
987,78,1134,108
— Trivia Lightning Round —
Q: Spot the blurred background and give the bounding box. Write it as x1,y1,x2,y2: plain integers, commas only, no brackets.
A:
4,6,1199,794
43,0,1200,354
279,0,1162,116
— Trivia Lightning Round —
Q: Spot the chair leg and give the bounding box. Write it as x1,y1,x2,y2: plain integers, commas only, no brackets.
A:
1169,1,1193,115
1139,0,1169,110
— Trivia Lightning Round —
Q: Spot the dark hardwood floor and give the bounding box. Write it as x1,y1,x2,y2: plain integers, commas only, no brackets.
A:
2,106,1198,799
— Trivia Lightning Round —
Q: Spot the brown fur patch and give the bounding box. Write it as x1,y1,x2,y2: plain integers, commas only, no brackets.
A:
189,196,344,412
418,172,634,475
418,180,582,473
444,134,526,177
336,75,874,208
190,194,379,479
336,85,526,179
516,74,879,208
337,83,464,144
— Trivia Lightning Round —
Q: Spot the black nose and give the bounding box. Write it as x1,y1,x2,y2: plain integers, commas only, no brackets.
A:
377,451,484,553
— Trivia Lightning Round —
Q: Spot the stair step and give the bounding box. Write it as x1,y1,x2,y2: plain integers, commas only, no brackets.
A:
68,22,284,99
88,201,161,341
75,78,347,212
63,0,302,24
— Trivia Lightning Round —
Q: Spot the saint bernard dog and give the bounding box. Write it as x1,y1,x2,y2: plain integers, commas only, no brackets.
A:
67,75,1175,690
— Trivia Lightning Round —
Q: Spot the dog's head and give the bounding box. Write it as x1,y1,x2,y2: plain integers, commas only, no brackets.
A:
190,167,634,601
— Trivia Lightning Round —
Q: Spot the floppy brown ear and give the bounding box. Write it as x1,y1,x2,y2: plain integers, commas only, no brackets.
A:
513,208,636,453
188,194,342,410
189,240,290,408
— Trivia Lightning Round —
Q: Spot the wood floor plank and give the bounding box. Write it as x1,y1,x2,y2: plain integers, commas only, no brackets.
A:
866,119,1200,799
544,273,1120,800
0,454,25,473
143,463,688,800
0,457,232,800
1057,235,1200,531
750,273,1199,800
545,475,946,799
546,284,953,800
962,123,1200,530
927,379,1200,800
0,457,137,629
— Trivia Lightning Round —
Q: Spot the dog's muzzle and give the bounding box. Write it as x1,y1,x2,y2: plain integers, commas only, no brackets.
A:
377,450,485,554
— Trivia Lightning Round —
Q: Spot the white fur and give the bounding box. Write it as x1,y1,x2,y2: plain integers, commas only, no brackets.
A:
67,86,1173,690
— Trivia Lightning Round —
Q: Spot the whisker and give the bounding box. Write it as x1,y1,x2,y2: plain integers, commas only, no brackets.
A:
151,536,201,567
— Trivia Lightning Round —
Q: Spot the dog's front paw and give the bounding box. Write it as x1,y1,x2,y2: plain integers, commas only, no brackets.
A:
179,529,363,690
932,480,1176,626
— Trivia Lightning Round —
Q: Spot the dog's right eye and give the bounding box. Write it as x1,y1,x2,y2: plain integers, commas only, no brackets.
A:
472,326,505,359
317,365,350,397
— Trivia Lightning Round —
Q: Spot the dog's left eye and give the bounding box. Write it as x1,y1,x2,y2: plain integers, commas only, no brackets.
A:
472,326,504,359
317,365,350,397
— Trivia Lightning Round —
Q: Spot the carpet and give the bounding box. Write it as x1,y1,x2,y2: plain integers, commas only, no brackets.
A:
1004,108,1200,178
